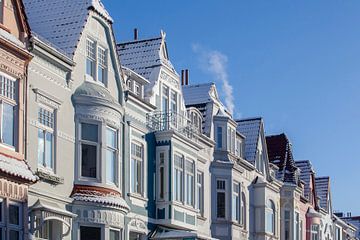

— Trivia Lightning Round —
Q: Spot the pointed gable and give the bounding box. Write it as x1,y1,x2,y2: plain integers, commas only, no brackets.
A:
236,118,262,163
295,160,315,201
23,0,112,56
117,31,176,81
0,0,30,41
266,133,298,184
315,176,331,211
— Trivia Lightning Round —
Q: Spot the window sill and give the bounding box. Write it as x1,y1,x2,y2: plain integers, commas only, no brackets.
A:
127,192,148,201
36,168,64,185
197,215,207,221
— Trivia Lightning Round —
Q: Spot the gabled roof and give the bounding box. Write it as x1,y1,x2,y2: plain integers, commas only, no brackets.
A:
236,117,262,163
117,32,176,81
266,133,298,184
23,0,112,57
182,83,216,105
315,176,330,211
295,160,314,200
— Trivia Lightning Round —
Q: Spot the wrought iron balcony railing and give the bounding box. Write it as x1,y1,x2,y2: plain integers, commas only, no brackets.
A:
146,111,199,140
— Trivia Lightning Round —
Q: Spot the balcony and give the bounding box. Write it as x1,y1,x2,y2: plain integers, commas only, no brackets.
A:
146,111,199,141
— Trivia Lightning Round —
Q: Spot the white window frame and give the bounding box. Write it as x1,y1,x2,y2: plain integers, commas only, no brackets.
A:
37,106,56,172
158,151,166,200
8,201,23,240
0,72,17,150
284,210,291,240
97,45,108,84
266,200,276,235
196,171,204,216
311,224,319,240
109,228,122,240
232,182,240,223
106,126,118,186
240,192,246,226
131,142,144,195
295,212,300,240
174,154,184,202
79,122,100,181
85,37,108,85
216,126,223,149
185,159,195,207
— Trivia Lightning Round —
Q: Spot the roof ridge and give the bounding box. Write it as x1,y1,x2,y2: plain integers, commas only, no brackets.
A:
182,82,215,88
117,36,162,46
236,117,262,122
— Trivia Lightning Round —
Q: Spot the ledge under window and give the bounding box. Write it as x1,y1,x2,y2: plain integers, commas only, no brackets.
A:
36,168,64,185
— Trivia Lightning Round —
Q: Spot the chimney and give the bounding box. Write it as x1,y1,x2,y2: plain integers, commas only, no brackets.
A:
181,70,185,86
185,69,189,85
134,28,138,40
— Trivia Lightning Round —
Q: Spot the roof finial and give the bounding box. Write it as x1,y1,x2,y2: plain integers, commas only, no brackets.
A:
160,29,166,39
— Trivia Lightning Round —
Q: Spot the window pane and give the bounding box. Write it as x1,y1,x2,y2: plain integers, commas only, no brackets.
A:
81,123,98,142
136,159,142,193
217,127,222,149
9,230,19,240
106,149,116,184
9,204,19,225
81,144,97,178
131,158,136,193
86,59,94,76
80,226,101,240
106,128,117,148
45,132,53,169
2,103,14,146
217,192,225,218
160,166,164,199
98,66,104,83
38,129,45,165
110,230,120,240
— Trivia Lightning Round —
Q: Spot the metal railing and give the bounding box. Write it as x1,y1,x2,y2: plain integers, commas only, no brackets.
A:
146,111,199,140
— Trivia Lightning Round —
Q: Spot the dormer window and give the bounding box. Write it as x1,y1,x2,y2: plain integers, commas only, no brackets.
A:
236,137,243,158
188,109,202,133
227,127,236,155
86,38,108,85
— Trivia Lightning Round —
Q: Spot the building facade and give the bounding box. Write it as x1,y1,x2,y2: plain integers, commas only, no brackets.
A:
0,0,36,239
0,0,355,240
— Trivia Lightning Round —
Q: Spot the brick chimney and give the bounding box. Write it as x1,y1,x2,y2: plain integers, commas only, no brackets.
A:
134,28,138,40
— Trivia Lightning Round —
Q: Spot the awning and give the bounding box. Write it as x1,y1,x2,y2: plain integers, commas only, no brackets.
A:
29,199,77,237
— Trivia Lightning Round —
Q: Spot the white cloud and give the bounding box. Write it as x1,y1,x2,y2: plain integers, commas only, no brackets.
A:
192,44,235,115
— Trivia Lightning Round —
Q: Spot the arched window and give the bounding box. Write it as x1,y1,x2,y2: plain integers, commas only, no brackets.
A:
187,108,203,133
266,200,276,235
241,192,246,227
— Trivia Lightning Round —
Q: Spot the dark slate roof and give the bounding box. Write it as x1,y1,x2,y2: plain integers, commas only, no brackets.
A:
266,133,298,184
117,34,176,80
315,176,330,211
182,83,215,105
295,160,314,200
236,118,262,163
23,0,112,57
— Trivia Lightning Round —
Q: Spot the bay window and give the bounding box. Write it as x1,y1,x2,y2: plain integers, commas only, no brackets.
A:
232,182,240,222
266,200,276,235
80,123,99,179
106,127,118,185
131,142,143,194
185,160,194,206
110,229,121,240
174,154,183,202
216,180,226,219
38,107,55,170
0,74,17,148
197,172,204,216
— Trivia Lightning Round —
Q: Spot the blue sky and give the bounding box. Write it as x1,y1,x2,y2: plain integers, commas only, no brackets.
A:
103,0,360,214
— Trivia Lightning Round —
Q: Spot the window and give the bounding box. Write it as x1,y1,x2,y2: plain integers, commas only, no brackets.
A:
162,85,169,113
185,160,194,206
110,229,121,240
335,227,341,240
216,180,226,219
266,200,276,234
284,210,290,240
159,152,165,200
311,225,319,240
106,128,118,185
232,183,240,222
216,127,223,149
131,142,143,194
97,47,107,84
8,203,22,240
0,199,3,240
236,138,242,157
174,154,183,202
300,220,303,240
38,107,55,170
227,128,231,152
0,74,17,148
35,220,53,239
80,123,99,179
86,39,96,78
80,226,101,240
134,82,141,97
241,192,246,226
295,212,300,240
197,172,204,216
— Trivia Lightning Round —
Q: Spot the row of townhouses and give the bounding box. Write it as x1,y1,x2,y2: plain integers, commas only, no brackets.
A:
0,0,357,240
